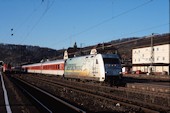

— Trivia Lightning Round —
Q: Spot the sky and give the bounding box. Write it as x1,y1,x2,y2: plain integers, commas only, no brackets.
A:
0,0,169,50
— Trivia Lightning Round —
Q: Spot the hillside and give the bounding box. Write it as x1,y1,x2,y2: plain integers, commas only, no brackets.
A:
66,33,169,66
0,44,62,66
0,33,169,66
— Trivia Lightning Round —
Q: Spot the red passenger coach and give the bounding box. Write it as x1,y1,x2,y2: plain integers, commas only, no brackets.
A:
22,59,65,76
3,63,12,73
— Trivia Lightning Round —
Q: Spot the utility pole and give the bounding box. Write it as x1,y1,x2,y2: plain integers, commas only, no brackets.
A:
150,33,154,75
149,33,158,75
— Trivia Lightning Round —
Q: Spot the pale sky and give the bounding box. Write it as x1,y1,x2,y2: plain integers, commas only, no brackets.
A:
0,0,169,49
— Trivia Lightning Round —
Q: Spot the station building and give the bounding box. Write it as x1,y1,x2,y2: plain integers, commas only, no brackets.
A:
132,44,170,75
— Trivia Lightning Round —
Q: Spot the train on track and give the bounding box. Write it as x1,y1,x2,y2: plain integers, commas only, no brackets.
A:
5,49,123,85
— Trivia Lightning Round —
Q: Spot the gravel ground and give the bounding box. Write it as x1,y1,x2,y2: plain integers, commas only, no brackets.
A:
2,74,40,113
17,74,158,113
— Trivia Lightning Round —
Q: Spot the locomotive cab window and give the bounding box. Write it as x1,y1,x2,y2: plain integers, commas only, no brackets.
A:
96,59,98,64
103,58,120,64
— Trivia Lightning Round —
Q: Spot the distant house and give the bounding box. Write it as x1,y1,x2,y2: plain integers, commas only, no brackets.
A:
132,44,170,75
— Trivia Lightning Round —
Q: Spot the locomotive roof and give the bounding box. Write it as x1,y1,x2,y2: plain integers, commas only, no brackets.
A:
68,53,119,59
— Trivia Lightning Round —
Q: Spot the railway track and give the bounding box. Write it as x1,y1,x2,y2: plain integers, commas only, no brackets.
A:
8,74,87,113
11,74,170,112
0,72,40,113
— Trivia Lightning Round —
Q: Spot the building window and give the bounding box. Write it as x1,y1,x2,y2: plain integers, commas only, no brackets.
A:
138,59,140,62
162,48,164,51
157,57,159,61
142,54,144,57
163,57,165,60
157,48,159,51
134,59,136,62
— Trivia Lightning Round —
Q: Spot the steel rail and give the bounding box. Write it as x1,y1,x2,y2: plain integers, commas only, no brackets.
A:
15,74,165,113
12,76,86,113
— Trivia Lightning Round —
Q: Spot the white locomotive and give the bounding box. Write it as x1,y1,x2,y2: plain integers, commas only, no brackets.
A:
22,49,122,84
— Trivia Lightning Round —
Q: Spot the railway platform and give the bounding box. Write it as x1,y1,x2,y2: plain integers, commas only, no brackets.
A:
123,74,170,94
127,83,170,94
123,74,170,81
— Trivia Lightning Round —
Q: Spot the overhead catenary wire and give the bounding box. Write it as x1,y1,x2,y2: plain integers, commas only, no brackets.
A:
20,0,55,44
71,0,153,38
51,0,153,49
115,22,170,38
1,0,43,44
2,0,55,64
25,0,55,60
52,23,169,60
79,23,170,52
2,0,54,45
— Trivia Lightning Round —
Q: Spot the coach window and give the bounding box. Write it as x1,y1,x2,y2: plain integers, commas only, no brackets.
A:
59,65,61,69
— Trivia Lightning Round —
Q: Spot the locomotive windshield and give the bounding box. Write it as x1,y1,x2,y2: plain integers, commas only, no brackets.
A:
103,58,120,64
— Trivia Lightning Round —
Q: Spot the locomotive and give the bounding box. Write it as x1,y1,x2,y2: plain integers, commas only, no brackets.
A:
22,49,122,85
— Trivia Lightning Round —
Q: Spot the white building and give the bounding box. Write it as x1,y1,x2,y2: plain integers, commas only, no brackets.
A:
132,44,170,75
